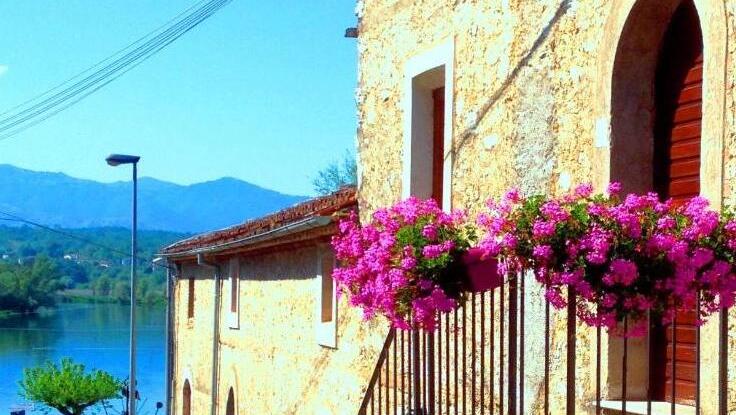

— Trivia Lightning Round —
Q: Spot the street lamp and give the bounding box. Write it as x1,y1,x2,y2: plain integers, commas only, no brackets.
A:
106,154,140,415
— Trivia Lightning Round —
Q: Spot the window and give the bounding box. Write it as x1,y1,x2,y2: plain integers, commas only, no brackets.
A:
225,387,235,415
431,86,445,204
182,380,191,415
316,249,337,347
227,258,239,329
187,277,195,320
402,40,454,210
320,256,334,323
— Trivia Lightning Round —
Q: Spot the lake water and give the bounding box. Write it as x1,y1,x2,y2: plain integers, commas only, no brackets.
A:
0,303,166,415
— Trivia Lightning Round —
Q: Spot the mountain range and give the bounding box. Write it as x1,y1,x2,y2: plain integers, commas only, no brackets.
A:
0,164,307,233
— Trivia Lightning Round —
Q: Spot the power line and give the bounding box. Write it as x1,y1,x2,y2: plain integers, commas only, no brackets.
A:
0,0,210,119
0,211,171,271
0,0,233,141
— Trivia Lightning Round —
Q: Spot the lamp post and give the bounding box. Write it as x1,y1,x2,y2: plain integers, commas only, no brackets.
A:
106,154,141,415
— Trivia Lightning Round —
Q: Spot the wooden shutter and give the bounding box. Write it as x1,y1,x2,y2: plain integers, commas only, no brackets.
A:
230,269,238,313
650,0,702,404
187,277,195,319
432,87,445,205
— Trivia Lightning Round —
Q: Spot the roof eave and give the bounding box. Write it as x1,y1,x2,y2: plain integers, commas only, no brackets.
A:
159,215,334,260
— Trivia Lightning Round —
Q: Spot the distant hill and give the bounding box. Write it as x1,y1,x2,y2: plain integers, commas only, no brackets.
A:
0,164,307,233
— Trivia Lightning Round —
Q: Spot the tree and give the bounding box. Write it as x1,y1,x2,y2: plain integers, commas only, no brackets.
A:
93,275,112,297
112,281,130,303
20,358,121,415
312,150,357,195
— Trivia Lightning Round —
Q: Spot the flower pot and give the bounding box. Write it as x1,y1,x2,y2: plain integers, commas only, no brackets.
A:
461,247,502,292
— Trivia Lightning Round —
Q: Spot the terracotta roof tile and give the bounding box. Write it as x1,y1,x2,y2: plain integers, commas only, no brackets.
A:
162,186,356,255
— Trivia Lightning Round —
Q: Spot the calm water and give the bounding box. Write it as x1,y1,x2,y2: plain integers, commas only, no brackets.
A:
0,303,166,414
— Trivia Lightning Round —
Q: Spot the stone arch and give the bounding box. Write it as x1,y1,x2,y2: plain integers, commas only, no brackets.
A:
594,0,727,408
594,0,726,206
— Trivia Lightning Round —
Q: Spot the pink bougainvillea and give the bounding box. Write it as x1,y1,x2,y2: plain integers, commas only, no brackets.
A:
331,197,476,330
478,183,736,337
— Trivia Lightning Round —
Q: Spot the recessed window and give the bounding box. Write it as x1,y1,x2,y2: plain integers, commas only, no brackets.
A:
187,277,195,320
316,249,337,348
402,40,453,210
228,258,240,329
320,255,334,323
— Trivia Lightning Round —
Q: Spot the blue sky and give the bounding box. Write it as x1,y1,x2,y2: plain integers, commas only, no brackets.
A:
0,1,358,196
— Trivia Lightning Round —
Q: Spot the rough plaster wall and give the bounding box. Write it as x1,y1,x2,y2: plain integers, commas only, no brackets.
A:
725,4,736,412
172,247,386,415
172,266,216,415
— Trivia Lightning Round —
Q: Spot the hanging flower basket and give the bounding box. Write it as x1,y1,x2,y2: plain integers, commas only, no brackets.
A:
477,183,736,336
461,247,501,293
331,197,478,331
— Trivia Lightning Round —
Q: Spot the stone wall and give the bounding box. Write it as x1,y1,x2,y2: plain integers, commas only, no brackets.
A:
356,0,735,413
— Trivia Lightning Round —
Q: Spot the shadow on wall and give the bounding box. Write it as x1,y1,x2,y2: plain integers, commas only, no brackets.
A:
452,0,572,157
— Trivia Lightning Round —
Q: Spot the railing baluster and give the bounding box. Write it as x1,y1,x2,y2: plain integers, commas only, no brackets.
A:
671,314,676,415
596,323,601,415
509,274,518,415
520,272,525,414
394,331,397,415
438,312,442,415
386,342,390,415
413,328,421,415
429,329,435,415
695,293,701,415
647,314,652,415
454,307,459,415
566,286,576,415
491,289,495,415
544,281,549,415
446,312,450,415
401,329,405,413
622,317,628,415
500,282,505,415
719,306,728,415
481,291,486,414
422,329,427,412
462,301,467,415
472,292,477,415
378,360,383,415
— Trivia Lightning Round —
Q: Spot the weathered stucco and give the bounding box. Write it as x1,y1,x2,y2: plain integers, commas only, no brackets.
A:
356,0,735,413
170,247,386,415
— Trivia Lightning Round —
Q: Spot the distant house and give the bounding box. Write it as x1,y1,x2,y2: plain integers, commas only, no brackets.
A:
160,187,385,414
63,253,79,261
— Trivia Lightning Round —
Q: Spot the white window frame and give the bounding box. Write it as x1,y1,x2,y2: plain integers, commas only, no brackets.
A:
315,247,337,348
227,258,239,329
401,38,455,212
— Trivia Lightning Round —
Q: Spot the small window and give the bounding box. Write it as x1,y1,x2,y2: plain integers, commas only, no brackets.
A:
227,258,240,329
230,270,238,313
402,40,453,210
320,256,334,323
187,277,195,320
316,249,337,347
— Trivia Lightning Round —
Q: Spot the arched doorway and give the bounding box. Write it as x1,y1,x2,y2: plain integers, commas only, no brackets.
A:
650,0,702,404
182,380,191,415
225,387,236,415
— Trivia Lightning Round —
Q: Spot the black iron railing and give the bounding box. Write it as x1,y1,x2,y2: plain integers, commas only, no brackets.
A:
358,273,730,415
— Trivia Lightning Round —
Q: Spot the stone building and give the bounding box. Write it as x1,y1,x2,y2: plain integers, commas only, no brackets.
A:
354,0,736,413
161,187,386,415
